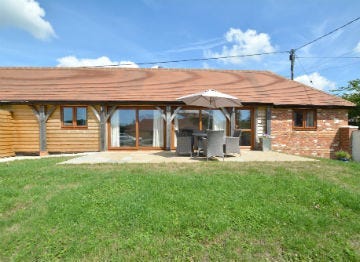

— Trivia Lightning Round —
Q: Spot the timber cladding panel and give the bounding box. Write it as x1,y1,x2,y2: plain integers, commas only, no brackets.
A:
0,109,15,157
10,105,39,153
47,106,100,152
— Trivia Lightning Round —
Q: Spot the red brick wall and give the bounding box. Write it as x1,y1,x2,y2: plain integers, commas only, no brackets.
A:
271,108,348,158
339,126,358,154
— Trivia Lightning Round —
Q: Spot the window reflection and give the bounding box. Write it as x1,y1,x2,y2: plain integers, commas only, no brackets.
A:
139,110,164,147
174,110,200,132
202,110,226,131
76,107,87,126
235,110,251,129
63,108,73,126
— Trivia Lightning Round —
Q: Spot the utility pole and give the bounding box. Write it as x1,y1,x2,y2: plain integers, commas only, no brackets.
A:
289,49,295,80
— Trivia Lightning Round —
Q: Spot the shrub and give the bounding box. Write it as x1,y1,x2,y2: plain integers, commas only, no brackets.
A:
335,150,351,160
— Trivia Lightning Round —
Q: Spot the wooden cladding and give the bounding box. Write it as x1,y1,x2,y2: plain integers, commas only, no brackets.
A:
0,109,15,158
11,105,39,153
47,106,99,152
2,105,99,154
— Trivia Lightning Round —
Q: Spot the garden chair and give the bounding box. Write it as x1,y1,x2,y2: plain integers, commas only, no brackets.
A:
224,129,241,156
203,130,225,161
175,130,193,157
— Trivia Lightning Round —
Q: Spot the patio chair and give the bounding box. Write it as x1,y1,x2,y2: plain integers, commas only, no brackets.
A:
224,129,241,156
175,130,193,157
203,130,225,161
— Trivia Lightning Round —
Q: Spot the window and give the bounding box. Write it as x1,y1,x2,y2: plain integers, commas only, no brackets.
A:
293,110,316,130
61,106,87,128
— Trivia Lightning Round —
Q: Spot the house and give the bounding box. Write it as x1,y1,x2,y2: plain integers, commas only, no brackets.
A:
0,67,355,158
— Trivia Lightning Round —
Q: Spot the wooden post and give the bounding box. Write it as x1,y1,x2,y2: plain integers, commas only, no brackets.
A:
290,49,295,80
266,107,272,135
29,105,56,156
91,105,116,152
165,106,171,151
39,105,47,155
99,106,107,152
230,107,236,136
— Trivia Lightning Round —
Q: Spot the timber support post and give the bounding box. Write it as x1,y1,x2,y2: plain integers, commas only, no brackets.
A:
91,105,116,152
39,105,47,155
164,106,181,151
29,105,56,156
266,107,272,135
99,106,107,151
165,106,172,151
230,107,236,136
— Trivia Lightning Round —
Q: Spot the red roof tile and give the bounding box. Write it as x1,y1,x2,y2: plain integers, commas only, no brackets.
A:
0,67,354,107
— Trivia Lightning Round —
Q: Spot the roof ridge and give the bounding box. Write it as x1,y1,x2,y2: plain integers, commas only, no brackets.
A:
0,66,270,73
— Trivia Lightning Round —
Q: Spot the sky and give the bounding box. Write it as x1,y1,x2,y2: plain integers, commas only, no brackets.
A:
0,0,359,92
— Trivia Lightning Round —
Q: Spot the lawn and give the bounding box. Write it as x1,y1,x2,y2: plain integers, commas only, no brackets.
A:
0,158,359,261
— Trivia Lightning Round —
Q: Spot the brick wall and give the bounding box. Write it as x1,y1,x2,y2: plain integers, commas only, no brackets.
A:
271,108,348,158
339,126,358,154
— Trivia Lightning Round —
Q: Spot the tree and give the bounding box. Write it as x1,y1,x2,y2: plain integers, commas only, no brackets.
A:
336,79,360,126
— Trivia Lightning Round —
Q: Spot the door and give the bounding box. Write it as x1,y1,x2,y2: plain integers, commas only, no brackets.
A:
235,109,253,148
109,108,164,149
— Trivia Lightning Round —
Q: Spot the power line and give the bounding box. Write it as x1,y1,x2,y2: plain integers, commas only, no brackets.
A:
93,51,288,67
297,56,360,59
295,56,313,83
297,50,359,73
295,16,360,51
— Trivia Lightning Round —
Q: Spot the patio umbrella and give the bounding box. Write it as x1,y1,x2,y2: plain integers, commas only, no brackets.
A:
176,89,242,108
177,89,242,130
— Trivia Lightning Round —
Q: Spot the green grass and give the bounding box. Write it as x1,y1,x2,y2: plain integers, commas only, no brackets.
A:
0,158,359,261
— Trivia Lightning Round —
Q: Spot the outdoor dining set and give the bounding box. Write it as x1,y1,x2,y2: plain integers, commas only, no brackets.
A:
175,89,244,160
175,129,242,161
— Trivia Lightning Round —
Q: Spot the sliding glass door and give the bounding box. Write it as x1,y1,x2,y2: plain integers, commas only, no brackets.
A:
110,109,136,148
138,109,164,147
109,108,164,149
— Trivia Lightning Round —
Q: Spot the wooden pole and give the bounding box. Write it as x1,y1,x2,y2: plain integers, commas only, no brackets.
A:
165,106,171,151
99,106,107,151
38,105,47,154
266,107,272,135
290,49,295,80
230,107,236,136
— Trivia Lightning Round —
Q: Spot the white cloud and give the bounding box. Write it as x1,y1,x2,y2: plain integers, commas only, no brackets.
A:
118,60,139,68
294,72,336,91
204,28,275,64
0,0,55,40
56,56,139,68
354,41,360,53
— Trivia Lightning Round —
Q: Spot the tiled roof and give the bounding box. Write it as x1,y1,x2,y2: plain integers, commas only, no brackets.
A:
0,67,354,107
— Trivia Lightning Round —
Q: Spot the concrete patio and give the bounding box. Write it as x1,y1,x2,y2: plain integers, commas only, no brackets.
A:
59,150,316,164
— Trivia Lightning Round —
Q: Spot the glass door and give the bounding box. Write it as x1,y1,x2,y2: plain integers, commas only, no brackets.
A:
138,109,164,148
110,109,137,148
235,109,253,147
109,108,164,149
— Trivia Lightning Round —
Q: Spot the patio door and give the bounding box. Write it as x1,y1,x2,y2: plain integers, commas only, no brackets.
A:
110,109,137,148
109,108,165,149
138,109,164,148
235,109,253,148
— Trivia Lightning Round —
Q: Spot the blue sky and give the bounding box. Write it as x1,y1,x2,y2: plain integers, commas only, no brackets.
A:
0,0,359,91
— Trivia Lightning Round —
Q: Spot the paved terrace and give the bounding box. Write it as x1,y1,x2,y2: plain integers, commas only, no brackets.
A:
59,150,316,164
0,150,316,164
